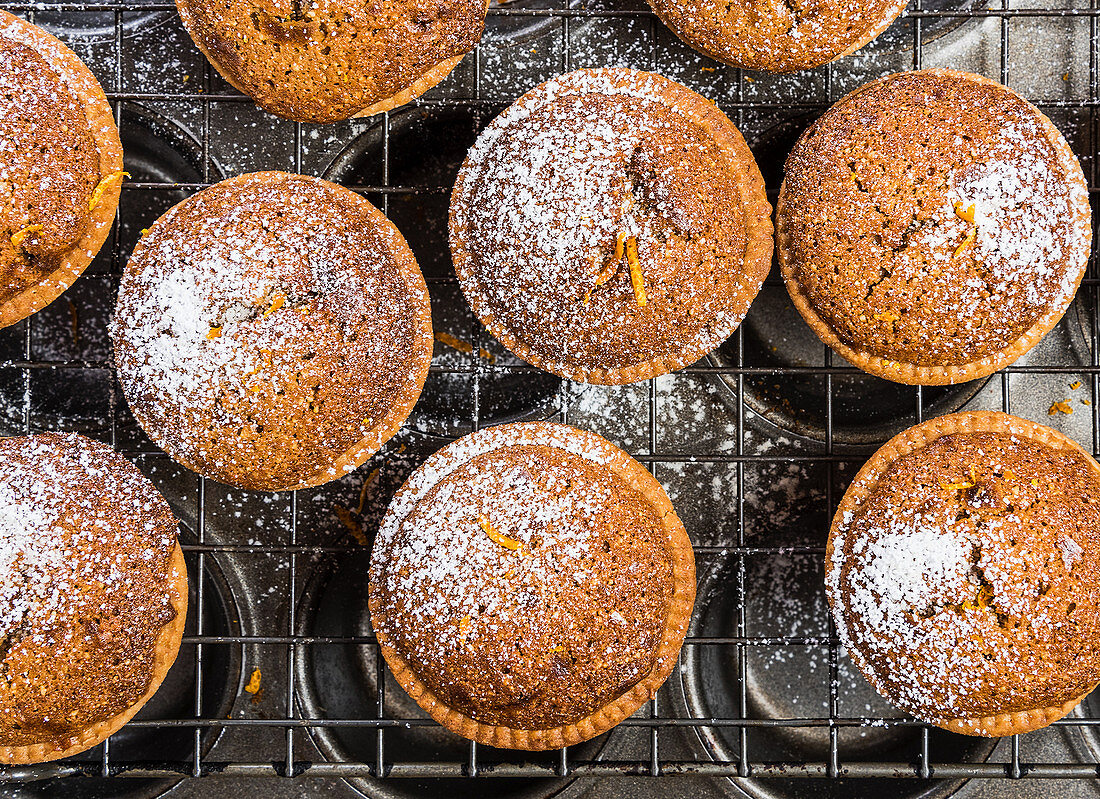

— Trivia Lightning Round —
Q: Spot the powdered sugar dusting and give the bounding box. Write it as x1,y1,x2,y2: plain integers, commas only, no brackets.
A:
112,174,431,487
827,431,1100,727
453,68,760,377
0,432,176,647
374,423,638,658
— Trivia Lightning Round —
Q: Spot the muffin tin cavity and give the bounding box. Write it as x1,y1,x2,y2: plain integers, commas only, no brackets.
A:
677,556,998,799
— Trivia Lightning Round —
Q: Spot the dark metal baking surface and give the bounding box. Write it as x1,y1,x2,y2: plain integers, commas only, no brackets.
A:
0,1,1098,797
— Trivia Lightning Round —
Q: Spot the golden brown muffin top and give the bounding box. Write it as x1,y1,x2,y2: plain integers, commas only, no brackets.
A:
371,422,676,730
648,0,907,72
0,433,179,750
176,0,486,123
113,172,432,491
828,431,1100,727
0,28,100,304
450,68,772,384
781,71,1090,368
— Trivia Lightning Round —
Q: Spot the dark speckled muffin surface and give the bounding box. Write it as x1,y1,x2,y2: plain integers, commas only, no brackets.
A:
176,0,487,122
647,0,909,72
112,171,433,492
828,416,1100,735
0,11,123,330
369,422,696,749
449,68,773,385
0,433,181,756
778,70,1091,384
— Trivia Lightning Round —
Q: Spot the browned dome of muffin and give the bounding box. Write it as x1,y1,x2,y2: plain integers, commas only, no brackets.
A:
370,422,696,749
112,172,433,492
828,414,1100,735
0,433,182,757
778,70,1091,384
450,68,773,385
176,0,487,123
648,0,908,72
0,11,123,329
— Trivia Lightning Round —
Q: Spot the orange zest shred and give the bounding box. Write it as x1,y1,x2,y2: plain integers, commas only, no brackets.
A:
1071,381,1082,390
459,615,472,634
356,467,380,515
10,224,43,250
953,201,976,224
89,171,129,211
613,230,626,262
244,668,262,695
206,326,222,339
625,236,646,307
873,311,899,323
436,331,472,354
479,515,522,551
953,227,977,258
334,504,370,546
939,479,975,491
1049,400,1074,415
263,292,286,318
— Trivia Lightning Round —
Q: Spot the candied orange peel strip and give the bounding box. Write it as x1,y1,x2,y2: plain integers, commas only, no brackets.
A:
479,515,522,551
9,224,43,250
939,479,975,491
263,292,286,318
1071,380,1083,390
206,326,222,339
89,171,129,212
583,232,628,304
1049,400,1074,416
873,311,899,323
625,236,646,307
244,668,262,695
953,201,976,224
953,227,977,258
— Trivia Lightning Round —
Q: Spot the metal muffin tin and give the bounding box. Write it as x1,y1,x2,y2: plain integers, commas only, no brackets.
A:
1,2,1099,798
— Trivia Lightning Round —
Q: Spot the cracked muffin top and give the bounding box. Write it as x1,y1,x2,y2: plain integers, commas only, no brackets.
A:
177,0,487,123
827,413,1100,736
369,422,696,749
647,0,908,72
0,433,182,757
0,11,123,329
113,172,433,492
449,68,773,385
779,70,1091,385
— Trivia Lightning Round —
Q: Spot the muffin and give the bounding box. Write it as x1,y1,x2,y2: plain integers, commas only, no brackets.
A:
113,172,433,492
827,411,1100,736
0,11,124,329
0,433,187,764
778,70,1091,385
449,68,773,385
176,0,487,123
369,421,696,749
648,0,908,72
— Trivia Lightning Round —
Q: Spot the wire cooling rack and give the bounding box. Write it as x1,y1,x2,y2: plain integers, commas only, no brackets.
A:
1,1,1100,797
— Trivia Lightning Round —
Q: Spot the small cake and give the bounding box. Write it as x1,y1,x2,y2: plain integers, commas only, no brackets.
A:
0,10,124,328
369,421,696,749
0,433,187,764
176,0,487,123
648,0,908,72
449,68,773,385
113,172,433,492
778,70,1091,385
827,411,1100,736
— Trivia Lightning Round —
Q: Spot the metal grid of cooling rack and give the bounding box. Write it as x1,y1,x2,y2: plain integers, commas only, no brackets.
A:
1,0,1100,794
